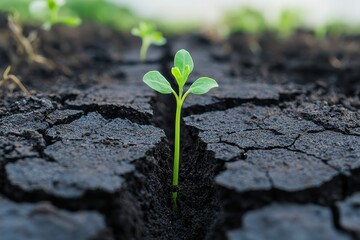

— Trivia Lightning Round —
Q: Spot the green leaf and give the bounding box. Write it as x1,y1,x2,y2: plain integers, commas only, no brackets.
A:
174,49,194,79
183,65,191,83
151,32,166,45
58,17,81,26
188,77,219,95
171,67,182,83
47,0,58,11
143,71,173,94
140,22,153,33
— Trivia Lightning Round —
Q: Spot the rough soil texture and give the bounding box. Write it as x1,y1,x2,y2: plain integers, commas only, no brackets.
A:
0,200,110,240
0,13,360,240
338,193,360,238
226,204,351,240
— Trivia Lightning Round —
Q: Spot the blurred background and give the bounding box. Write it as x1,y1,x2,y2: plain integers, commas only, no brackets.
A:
0,0,359,37
113,0,360,26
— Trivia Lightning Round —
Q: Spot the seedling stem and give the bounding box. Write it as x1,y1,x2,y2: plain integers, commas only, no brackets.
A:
132,22,166,62
140,39,151,62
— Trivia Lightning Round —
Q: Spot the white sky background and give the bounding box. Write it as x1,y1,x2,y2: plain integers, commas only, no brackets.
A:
108,0,360,27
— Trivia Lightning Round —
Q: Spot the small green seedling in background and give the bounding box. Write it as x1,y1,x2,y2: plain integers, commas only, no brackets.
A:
7,0,81,69
315,21,360,39
224,7,267,34
276,9,303,39
223,7,265,56
30,0,81,30
143,49,219,210
0,66,30,94
131,22,166,61
314,25,328,40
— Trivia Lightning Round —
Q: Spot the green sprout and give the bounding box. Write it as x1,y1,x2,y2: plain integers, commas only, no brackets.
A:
223,7,265,56
131,22,166,62
6,0,81,69
276,9,303,38
315,21,360,39
30,0,81,30
224,7,267,34
143,49,219,210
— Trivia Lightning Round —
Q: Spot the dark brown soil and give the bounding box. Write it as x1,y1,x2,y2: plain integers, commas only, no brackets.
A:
0,12,360,240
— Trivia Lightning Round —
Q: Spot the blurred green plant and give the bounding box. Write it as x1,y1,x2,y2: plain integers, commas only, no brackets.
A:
223,7,267,34
4,0,80,68
222,6,360,39
29,0,81,30
1,1,359,38
315,21,360,39
65,0,139,31
275,9,303,38
131,22,166,61
223,7,266,55
0,0,139,31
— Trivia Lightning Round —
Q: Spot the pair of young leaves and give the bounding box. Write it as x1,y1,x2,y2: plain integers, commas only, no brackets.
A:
131,22,166,47
143,49,218,99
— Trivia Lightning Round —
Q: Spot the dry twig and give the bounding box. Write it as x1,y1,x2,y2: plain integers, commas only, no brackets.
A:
0,66,30,94
7,15,54,69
